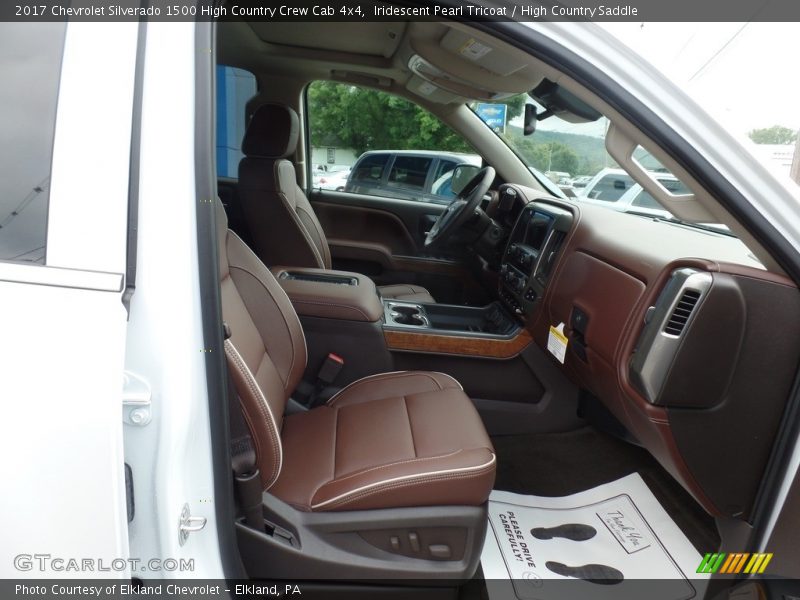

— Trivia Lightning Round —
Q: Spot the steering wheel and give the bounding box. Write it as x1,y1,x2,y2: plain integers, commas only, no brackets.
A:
424,166,495,249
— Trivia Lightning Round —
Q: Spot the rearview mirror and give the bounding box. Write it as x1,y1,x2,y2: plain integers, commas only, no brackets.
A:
451,164,481,196
523,104,538,136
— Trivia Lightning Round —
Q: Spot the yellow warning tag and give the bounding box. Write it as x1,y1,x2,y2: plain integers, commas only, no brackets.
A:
547,323,568,364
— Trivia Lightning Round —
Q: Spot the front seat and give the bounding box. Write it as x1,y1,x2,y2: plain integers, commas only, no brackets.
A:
216,199,495,578
238,102,435,304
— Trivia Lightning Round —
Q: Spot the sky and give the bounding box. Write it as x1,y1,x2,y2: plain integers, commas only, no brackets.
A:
599,22,800,139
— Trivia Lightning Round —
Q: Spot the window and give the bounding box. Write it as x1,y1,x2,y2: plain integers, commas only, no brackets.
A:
632,180,689,209
586,173,635,201
216,66,256,179
631,190,663,209
306,81,476,204
351,154,388,183
387,156,432,191
0,23,66,264
430,159,460,200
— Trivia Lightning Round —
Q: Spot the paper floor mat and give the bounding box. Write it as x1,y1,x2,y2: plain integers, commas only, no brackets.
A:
481,473,708,600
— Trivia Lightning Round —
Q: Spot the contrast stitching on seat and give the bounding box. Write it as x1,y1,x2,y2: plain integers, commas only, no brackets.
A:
225,340,283,489
332,405,339,482
326,371,447,405
322,465,496,510
274,160,325,269
325,371,409,405
228,232,308,369
296,202,331,269
230,265,299,391
403,396,416,458
428,371,463,391
311,454,496,510
320,450,464,488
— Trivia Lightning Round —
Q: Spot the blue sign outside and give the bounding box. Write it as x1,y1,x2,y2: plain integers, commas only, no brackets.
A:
475,103,507,133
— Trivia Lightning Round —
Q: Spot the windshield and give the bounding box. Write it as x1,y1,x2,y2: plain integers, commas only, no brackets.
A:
470,93,733,235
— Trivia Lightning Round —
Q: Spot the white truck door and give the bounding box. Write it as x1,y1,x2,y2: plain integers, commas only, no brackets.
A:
0,22,139,578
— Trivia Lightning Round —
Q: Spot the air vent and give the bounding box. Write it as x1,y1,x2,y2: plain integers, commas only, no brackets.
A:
663,289,701,336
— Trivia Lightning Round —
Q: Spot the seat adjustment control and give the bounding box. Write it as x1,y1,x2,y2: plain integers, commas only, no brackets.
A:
409,531,420,553
428,544,452,559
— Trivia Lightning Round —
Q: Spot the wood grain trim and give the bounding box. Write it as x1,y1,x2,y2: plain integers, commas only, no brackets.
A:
384,328,533,359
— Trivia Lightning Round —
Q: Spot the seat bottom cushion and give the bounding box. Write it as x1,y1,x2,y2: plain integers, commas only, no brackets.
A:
269,371,496,512
378,284,435,304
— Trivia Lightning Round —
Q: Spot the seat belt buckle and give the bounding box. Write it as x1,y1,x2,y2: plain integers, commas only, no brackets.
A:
317,353,344,386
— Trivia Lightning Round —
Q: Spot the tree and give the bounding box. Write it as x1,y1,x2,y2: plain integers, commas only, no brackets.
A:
308,81,472,155
748,125,798,145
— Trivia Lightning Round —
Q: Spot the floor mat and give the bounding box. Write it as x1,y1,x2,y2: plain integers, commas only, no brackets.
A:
481,474,709,600
491,427,720,552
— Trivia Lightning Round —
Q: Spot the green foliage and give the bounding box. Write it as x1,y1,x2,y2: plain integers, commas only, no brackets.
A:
503,127,611,176
748,125,798,145
307,83,613,178
308,81,472,155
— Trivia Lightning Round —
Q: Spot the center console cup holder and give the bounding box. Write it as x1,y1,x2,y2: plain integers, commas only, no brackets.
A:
386,302,429,328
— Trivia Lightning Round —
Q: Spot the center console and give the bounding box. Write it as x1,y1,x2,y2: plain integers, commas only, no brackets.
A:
498,201,573,317
271,266,393,385
383,300,518,338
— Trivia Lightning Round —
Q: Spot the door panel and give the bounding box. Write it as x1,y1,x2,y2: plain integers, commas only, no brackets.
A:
310,189,444,252
310,189,486,303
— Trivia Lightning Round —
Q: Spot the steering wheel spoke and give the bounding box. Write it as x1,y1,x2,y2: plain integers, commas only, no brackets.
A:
424,167,495,250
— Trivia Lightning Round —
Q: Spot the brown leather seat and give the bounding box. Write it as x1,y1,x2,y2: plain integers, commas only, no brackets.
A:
217,199,495,512
238,102,435,304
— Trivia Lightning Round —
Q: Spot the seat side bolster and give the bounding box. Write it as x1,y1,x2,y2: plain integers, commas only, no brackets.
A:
225,340,284,490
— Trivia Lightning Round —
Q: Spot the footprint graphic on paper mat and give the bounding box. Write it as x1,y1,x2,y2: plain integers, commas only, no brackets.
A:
545,561,624,585
531,523,597,541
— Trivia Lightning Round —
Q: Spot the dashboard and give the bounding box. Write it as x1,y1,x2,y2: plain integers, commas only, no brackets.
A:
491,183,800,520
498,202,572,315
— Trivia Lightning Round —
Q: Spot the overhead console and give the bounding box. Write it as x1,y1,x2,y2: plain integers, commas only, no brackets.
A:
499,199,573,317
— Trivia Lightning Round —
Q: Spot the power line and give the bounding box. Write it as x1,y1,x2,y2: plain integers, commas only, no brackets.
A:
0,176,49,230
689,23,749,82
7,245,45,261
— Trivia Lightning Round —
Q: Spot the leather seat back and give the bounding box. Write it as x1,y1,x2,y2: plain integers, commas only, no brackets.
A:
217,199,306,489
239,103,332,270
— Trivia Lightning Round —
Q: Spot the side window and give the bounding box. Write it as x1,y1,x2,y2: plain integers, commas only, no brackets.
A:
387,156,433,191
307,81,476,205
351,154,388,184
216,66,257,179
0,23,66,265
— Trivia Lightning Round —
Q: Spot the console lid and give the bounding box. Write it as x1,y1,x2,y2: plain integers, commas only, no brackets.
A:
270,266,383,323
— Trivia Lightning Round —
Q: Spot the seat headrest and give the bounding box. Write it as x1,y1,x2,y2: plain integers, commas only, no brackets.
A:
242,103,299,159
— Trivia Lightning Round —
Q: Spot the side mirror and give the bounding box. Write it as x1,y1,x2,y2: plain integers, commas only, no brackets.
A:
523,104,538,136
451,164,481,196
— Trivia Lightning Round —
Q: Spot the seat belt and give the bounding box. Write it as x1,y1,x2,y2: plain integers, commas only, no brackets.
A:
293,352,345,408
224,322,265,531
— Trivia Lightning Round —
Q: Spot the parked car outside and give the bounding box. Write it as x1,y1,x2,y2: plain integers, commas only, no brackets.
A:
345,150,481,205
578,171,688,219
577,167,636,201
313,168,351,191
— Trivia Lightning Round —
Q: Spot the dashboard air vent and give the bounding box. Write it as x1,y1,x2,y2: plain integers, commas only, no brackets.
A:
663,289,701,336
